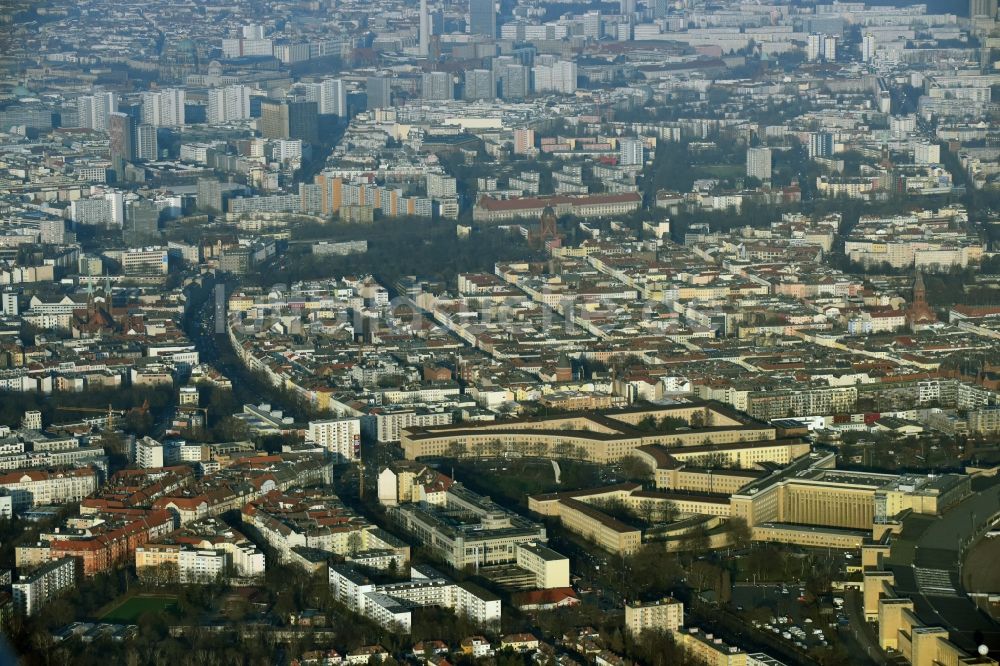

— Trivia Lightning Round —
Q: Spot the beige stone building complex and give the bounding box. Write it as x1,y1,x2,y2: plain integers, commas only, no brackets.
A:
673,628,748,666
401,403,778,464
529,449,970,554
866,572,994,666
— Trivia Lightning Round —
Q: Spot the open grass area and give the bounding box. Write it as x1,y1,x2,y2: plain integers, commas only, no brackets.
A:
699,164,745,179
451,458,602,509
100,594,178,623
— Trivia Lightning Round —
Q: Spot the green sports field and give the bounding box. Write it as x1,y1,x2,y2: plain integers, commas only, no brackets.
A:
100,594,178,623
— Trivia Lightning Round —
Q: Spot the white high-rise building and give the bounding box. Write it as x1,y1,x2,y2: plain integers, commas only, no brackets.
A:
464,69,495,100
426,173,457,198
890,115,917,139
533,58,577,94
39,219,65,245
746,146,772,181
807,34,822,61
140,91,161,126
141,89,186,127
862,33,876,62
914,142,941,165
273,139,302,162
76,96,96,129
619,138,644,166
242,24,265,39
70,191,125,229
879,91,891,114
305,79,347,116
135,124,158,160
77,92,117,131
2,291,19,316
107,191,125,228
557,60,578,94
419,0,431,56
12,558,76,616
135,436,175,468
971,0,998,18
207,85,253,124
307,418,361,462
582,11,602,39
422,72,453,100
823,36,837,62
808,132,834,159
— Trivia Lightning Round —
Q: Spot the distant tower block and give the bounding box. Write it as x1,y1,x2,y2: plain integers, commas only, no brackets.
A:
419,0,430,56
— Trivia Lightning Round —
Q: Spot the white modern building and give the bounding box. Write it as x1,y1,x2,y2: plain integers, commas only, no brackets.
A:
329,563,501,633
305,78,347,117
141,89,186,127
307,418,361,461
12,558,76,616
746,147,772,181
76,92,117,131
862,32,876,62
207,85,253,124
619,138,645,166
178,548,227,583
532,56,577,94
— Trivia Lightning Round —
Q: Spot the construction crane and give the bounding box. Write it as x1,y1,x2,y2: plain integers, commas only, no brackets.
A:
57,404,125,429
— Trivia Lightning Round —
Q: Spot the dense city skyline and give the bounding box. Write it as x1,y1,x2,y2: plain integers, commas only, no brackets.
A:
1,0,1000,665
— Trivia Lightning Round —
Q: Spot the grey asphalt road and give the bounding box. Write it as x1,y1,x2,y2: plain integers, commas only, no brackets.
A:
843,588,885,665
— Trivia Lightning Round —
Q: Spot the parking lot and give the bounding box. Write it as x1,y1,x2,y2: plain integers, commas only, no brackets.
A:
730,583,840,653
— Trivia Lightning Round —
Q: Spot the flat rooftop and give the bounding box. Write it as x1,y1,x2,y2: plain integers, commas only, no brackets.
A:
517,542,565,561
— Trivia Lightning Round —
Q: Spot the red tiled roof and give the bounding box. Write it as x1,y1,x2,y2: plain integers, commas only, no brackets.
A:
512,587,579,607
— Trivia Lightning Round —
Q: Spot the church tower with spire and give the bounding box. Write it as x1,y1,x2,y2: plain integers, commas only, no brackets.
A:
907,271,937,330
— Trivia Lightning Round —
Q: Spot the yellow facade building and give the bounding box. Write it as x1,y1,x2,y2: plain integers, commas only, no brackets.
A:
401,403,777,464
673,628,747,666
625,598,684,635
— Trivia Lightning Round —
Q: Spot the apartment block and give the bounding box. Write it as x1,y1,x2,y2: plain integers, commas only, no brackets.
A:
12,557,76,616
625,597,684,635
306,418,361,462
329,563,501,633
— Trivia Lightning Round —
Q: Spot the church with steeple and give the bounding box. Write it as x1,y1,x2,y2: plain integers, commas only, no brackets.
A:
907,271,937,331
